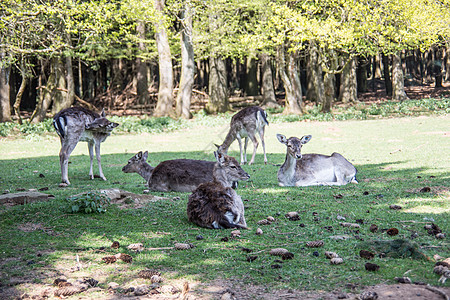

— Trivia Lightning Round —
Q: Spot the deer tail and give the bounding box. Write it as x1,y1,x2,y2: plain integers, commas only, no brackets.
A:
258,109,269,126
53,115,66,138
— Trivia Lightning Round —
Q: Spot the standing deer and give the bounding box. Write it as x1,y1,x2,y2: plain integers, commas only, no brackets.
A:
187,151,250,229
53,107,119,185
217,106,268,165
122,151,226,192
276,134,358,187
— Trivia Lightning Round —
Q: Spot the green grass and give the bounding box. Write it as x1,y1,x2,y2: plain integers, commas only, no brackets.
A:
0,114,449,298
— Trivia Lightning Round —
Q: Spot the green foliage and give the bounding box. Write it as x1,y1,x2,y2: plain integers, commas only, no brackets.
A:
0,122,16,137
65,191,110,214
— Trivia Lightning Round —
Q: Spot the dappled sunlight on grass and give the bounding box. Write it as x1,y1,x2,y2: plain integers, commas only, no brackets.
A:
403,205,450,214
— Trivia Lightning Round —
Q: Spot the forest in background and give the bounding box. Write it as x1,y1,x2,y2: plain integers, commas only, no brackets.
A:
1,0,450,124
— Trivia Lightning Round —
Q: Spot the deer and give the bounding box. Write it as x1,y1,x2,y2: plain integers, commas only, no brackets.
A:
53,107,119,186
276,134,358,187
217,106,269,165
187,151,250,229
122,151,238,192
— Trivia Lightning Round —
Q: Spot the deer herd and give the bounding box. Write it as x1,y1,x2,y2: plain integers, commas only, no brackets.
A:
53,105,357,230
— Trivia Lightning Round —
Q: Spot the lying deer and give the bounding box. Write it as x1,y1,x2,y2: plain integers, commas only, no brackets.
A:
122,151,238,192
187,151,250,229
217,106,268,165
53,107,119,185
276,134,358,187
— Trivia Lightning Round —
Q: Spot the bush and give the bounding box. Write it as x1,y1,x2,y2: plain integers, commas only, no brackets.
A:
66,191,110,214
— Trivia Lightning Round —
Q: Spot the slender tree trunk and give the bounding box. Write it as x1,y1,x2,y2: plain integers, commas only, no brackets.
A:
445,47,450,82
392,52,409,101
32,59,57,123
13,61,27,124
309,42,325,106
305,54,317,102
434,48,443,88
153,0,174,117
382,54,392,96
65,55,75,108
51,57,69,114
260,54,278,108
206,56,229,114
244,57,258,96
339,56,357,103
0,52,12,122
175,2,194,119
136,21,149,105
279,46,303,115
357,57,368,93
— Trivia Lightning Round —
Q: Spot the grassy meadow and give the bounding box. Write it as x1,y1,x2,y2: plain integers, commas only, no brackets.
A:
0,111,449,298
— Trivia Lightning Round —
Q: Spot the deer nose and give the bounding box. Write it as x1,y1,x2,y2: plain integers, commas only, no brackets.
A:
295,154,302,159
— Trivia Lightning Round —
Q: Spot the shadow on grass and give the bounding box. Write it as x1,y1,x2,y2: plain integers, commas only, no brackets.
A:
0,151,449,297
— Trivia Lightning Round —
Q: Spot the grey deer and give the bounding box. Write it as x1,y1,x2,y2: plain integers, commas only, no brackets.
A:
122,151,235,192
277,134,358,187
53,107,119,185
217,106,268,165
187,151,250,229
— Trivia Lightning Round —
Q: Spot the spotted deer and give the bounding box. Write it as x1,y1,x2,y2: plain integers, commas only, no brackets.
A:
187,151,250,229
53,107,119,185
217,106,268,165
276,134,358,187
122,151,223,192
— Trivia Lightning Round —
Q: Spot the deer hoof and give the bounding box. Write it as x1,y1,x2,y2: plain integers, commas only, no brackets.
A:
59,182,69,187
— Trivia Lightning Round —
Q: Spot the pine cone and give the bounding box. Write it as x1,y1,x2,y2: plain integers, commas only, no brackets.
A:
174,243,194,250
267,216,275,222
138,269,162,279
340,222,360,228
359,291,378,300
269,248,289,256
119,253,133,263
306,240,324,248
359,250,375,260
285,211,300,220
58,281,73,288
54,286,83,297
435,233,445,239
150,274,164,283
330,257,344,265
53,278,68,286
365,262,380,271
369,224,378,233
387,228,399,236
255,228,263,235
111,241,120,249
389,204,402,210
324,251,339,259
102,256,117,264
127,243,144,251
231,230,241,237
257,219,271,225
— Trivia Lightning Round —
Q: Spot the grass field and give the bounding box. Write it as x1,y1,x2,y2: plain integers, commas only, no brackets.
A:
0,114,449,298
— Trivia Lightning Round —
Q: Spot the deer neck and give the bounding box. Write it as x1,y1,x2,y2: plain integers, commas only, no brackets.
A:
280,153,297,180
220,129,237,152
212,166,233,188
139,163,154,181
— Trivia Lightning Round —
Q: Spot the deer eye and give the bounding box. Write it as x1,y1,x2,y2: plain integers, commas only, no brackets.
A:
230,165,237,169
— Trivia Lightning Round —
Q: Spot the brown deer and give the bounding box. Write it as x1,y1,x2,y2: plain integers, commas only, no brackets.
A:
187,151,250,229
217,106,268,165
53,107,119,185
277,134,358,187
122,151,238,192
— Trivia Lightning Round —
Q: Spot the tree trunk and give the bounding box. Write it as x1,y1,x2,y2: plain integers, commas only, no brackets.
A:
206,56,229,114
175,1,194,119
392,52,409,101
309,42,325,106
244,57,258,96
13,62,27,124
136,21,149,105
339,56,357,103
434,48,443,88
323,72,334,113
153,0,174,117
382,54,392,96
260,54,278,108
305,53,317,102
0,52,12,122
357,57,368,93
445,47,450,82
32,60,56,123
51,57,69,114
279,46,303,115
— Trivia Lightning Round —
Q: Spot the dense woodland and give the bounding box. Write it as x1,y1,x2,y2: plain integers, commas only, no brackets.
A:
1,0,450,123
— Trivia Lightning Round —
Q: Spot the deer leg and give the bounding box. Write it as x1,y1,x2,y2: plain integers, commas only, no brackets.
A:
259,127,268,164
247,133,259,165
243,137,249,164
88,142,95,180
94,143,107,180
236,136,245,165
59,137,79,185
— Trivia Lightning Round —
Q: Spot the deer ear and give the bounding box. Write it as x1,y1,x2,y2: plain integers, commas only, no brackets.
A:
142,151,148,161
100,108,106,117
277,134,287,144
301,135,312,144
214,151,226,165
214,144,220,149
136,151,143,159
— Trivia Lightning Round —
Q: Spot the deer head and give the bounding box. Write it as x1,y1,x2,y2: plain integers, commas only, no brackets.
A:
214,151,250,185
85,109,119,132
122,151,149,173
277,134,312,160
